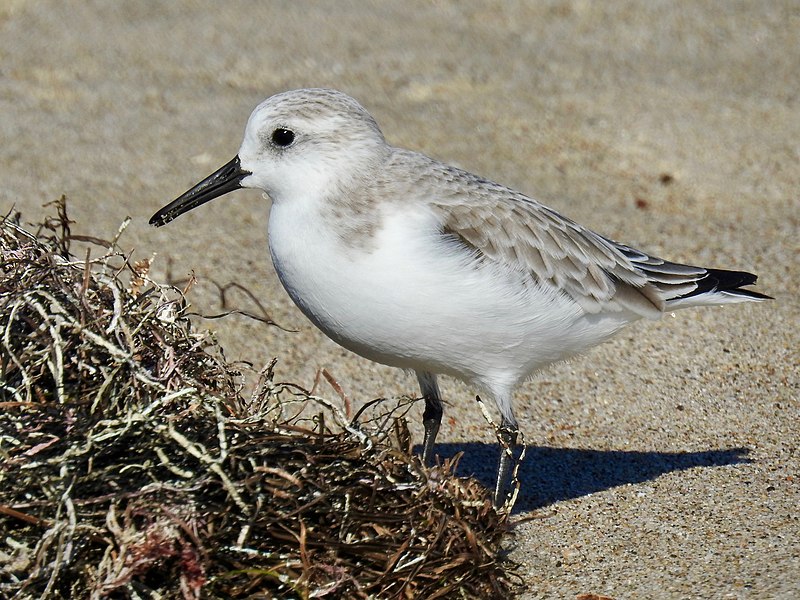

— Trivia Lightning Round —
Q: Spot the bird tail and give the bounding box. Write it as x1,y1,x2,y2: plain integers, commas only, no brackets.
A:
664,267,772,309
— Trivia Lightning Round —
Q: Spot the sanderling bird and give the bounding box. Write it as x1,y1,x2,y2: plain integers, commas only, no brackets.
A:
151,88,770,507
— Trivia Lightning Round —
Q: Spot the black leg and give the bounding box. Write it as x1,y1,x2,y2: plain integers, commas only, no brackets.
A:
416,371,442,466
493,420,519,508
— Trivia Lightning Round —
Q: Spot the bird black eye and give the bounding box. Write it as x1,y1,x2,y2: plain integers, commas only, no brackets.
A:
271,128,295,147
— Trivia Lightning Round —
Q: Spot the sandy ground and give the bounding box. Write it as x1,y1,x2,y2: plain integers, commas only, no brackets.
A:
2,1,798,597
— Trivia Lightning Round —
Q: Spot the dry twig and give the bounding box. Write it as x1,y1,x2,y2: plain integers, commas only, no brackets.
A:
0,199,519,599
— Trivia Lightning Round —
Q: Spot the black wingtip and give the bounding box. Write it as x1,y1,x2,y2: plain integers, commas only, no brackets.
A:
680,268,772,301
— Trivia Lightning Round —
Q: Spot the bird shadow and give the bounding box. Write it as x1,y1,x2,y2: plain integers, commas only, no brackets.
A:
416,442,751,513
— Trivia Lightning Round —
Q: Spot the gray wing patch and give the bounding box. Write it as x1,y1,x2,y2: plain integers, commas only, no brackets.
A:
430,180,707,319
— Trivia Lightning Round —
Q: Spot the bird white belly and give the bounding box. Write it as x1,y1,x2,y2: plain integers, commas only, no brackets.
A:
267,199,632,392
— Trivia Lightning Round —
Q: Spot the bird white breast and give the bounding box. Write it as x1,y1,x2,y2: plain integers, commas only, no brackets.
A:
267,193,634,394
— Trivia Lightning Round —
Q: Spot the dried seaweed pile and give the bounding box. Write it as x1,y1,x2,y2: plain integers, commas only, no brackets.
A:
0,201,517,599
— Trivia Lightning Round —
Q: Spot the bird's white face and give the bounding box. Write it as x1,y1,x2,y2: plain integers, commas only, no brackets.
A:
237,89,389,204
149,88,388,226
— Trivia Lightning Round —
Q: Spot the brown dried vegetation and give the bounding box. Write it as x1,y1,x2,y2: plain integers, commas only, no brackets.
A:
0,200,518,599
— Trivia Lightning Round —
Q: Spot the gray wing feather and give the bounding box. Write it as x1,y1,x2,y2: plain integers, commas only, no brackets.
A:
427,166,707,319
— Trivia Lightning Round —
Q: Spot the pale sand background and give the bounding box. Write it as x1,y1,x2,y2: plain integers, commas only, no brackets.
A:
2,2,798,597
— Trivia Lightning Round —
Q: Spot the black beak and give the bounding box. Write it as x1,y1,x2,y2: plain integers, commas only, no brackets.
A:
149,155,250,227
